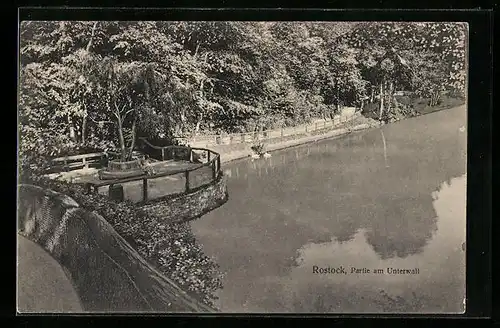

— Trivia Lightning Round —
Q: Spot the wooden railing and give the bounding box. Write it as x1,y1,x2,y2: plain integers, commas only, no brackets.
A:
50,152,108,172
139,138,194,162
177,109,360,147
85,141,222,203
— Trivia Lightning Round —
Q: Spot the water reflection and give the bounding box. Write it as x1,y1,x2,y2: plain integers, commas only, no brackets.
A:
381,129,389,168
223,133,367,179
191,106,467,312
363,194,438,259
286,174,466,313
218,127,452,261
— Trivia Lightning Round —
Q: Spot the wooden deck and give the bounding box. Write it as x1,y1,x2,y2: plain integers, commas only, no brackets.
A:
48,160,213,204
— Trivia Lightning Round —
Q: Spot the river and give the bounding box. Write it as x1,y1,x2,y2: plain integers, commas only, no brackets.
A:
190,105,467,313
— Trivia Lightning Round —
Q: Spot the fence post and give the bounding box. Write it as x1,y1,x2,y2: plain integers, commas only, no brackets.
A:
212,161,216,180
217,156,221,177
142,178,148,202
207,150,211,162
305,125,308,133
185,171,190,192
161,148,165,161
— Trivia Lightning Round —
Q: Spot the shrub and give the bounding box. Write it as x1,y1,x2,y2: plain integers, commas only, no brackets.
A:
22,174,224,308
250,142,267,156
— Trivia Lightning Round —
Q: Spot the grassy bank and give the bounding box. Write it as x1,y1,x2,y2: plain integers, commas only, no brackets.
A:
413,96,466,115
361,96,466,122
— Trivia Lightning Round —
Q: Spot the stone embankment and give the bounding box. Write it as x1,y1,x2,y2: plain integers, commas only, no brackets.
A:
17,184,217,313
211,113,381,164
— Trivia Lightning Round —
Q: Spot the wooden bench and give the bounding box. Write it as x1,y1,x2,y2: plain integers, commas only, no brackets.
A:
51,152,108,172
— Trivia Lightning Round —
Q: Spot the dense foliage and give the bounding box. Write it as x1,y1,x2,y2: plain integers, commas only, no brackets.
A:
19,21,467,172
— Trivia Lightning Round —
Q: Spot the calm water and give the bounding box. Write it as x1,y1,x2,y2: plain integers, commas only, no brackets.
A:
191,106,467,313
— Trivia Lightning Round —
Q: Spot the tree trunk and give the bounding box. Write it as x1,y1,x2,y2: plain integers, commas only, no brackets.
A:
370,86,375,103
194,42,200,58
127,115,137,160
194,113,203,137
336,76,340,112
388,80,394,111
115,109,127,161
68,115,76,142
79,22,97,145
378,81,384,121
86,22,98,52
193,79,205,137
81,103,87,144
81,115,87,144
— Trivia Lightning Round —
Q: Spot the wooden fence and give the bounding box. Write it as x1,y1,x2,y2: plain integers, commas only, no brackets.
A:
49,152,108,172
177,110,360,147
85,141,222,204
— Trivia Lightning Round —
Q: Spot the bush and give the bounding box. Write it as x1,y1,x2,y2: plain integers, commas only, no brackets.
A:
250,142,266,156
22,174,224,308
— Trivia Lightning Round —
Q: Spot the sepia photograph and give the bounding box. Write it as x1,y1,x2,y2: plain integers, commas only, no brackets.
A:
17,19,468,314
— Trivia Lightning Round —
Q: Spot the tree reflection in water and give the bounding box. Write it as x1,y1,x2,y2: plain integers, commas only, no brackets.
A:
191,106,467,313
230,126,454,260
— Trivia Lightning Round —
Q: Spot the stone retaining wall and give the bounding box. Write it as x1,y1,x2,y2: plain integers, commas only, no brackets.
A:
17,184,217,313
140,174,228,223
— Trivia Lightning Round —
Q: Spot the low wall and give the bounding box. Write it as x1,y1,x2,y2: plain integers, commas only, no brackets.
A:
17,184,216,313
182,110,360,148
140,174,228,223
209,112,364,164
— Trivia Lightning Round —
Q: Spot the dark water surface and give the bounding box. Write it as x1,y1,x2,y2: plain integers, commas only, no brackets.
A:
191,106,467,313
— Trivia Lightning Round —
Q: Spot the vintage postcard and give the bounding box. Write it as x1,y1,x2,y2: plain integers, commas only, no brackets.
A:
17,19,468,314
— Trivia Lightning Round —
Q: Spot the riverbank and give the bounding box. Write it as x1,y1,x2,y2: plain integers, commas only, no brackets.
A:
215,105,465,164
216,114,381,164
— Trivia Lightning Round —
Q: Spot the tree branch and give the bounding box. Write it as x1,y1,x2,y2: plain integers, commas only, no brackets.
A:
123,107,135,120
113,102,122,120
88,115,114,124
86,22,99,52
